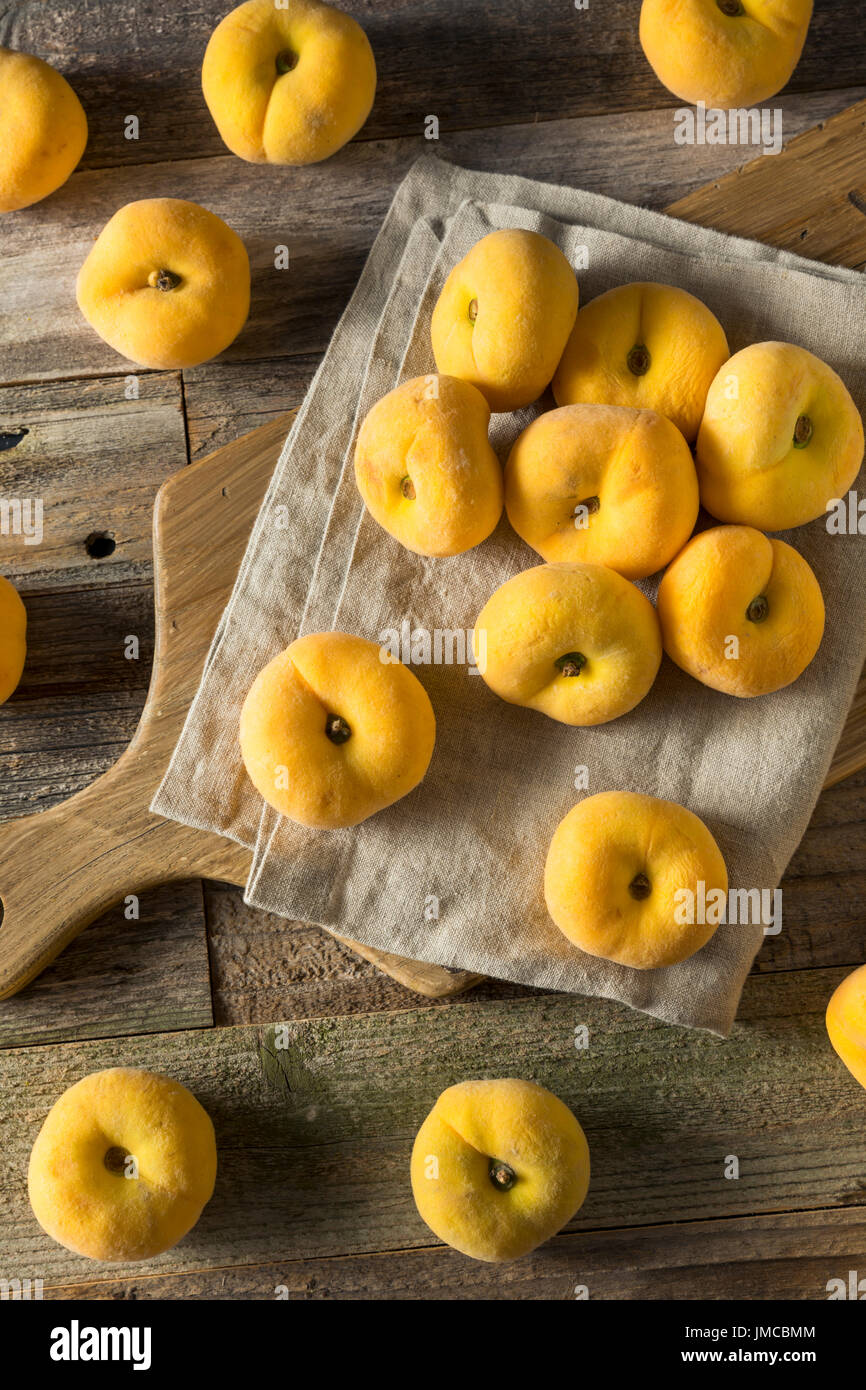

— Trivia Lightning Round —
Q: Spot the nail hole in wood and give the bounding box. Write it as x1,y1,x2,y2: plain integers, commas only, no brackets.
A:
0,428,29,452
85,532,116,560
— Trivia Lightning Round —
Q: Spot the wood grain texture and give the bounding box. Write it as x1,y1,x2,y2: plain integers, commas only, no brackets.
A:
1,89,860,387
40,1205,866,1300
0,582,154,821
0,881,212,1049
0,0,859,171
668,99,866,271
183,357,316,461
0,581,212,1046
2,967,865,1287
0,373,187,592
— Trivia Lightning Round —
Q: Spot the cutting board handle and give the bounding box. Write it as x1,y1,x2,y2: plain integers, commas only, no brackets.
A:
0,420,484,1003
0,758,167,997
0,758,480,1001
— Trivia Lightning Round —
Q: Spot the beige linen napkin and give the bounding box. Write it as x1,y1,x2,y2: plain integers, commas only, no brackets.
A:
152,156,866,1034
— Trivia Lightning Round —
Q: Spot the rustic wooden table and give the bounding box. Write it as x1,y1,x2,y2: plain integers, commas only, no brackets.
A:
1,0,865,1300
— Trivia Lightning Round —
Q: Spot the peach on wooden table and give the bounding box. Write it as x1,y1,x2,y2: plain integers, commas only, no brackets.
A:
826,964,866,1092
0,47,87,213
76,198,251,370
411,1078,591,1263
28,1068,217,1262
639,0,813,108
0,576,27,705
202,0,377,165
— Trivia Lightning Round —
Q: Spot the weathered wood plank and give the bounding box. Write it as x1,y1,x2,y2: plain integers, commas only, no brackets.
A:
1,967,864,1285
0,374,187,591
0,583,154,820
183,357,316,461
204,880,537,1025
0,0,859,172
41,1204,866,1300
0,882,212,1049
827,664,866,788
0,581,213,1045
757,768,866,973
1,88,859,386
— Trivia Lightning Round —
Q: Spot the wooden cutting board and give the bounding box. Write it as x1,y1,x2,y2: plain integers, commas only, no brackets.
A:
0,100,864,1002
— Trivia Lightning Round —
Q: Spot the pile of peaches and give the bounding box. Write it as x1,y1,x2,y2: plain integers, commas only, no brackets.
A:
242,223,864,979
1,4,850,983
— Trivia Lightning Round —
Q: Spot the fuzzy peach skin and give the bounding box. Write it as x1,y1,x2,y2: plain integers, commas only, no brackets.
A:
505,404,699,580
552,281,729,443
696,342,864,531
354,375,503,556
544,790,729,969
76,198,250,370
639,0,813,109
0,47,87,213
826,964,866,1092
202,0,376,165
28,1068,217,1262
0,576,27,705
240,631,436,828
410,1079,590,1263
657,524,824,697
430,229,580,413
473,561,662,726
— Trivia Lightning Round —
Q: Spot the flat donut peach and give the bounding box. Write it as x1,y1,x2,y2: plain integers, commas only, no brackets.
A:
239,631,436,828
28,1068,217,1262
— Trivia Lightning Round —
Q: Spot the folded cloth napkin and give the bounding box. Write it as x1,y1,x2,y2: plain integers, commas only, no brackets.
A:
153,155,866,1035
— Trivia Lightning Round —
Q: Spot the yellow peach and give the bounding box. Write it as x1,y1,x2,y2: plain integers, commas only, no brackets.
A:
0,575,27,705
28,1068,217,1262
505,404,699,579
544,790,728,969
657,524,824,697
0,47,87,213
411,1078,590,1263
354,375,503,556
431,229,580,413
202,0,376,165
640,0,813,108
474,561,662,726
76,198,250,370
552,281,729,442
240,631,436,828
696,342,864,531
826,964,866,1092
